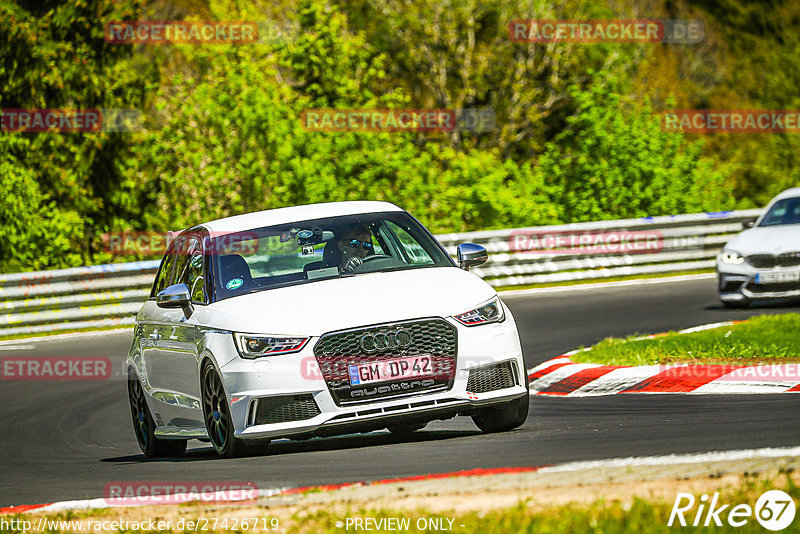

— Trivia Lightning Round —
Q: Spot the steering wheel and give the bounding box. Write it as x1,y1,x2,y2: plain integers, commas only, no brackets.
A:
361,254,393,263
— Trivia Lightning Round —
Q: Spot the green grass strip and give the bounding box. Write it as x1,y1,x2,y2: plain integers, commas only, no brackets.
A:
571,313,800,366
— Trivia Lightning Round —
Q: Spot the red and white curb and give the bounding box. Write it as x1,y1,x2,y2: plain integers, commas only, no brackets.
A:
0,466,548,515
527,321,800,396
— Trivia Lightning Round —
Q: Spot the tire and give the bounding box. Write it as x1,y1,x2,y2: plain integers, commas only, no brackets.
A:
386,421,427,437
127,373,187,458
471,372,530,434
200,361,250,458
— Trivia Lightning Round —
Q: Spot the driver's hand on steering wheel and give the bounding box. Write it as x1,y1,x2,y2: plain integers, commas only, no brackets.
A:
341,256,363,273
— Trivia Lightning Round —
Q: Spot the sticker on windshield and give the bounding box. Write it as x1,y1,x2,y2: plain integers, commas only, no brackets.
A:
226,278,244,290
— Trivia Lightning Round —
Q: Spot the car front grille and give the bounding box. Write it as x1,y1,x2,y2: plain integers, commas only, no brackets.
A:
313,318,457,406
747,252,800,269
466,361,517,394
778,252,800,267
746,254,776,269
251,394,321,425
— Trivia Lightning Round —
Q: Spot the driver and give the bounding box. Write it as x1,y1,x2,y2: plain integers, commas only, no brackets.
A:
338,223,373,272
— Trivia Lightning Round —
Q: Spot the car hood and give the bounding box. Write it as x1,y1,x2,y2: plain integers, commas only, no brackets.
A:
723,225,800,255
200,267,497,336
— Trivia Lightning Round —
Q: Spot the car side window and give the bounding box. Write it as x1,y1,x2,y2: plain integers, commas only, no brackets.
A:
174,237,206,303
151,241,179,297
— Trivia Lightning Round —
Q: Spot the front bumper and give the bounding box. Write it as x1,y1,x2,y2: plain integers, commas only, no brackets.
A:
717,262,800,302
217,313,527,441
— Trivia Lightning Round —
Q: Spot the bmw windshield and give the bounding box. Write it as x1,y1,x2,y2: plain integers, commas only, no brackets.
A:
210,211,454,300
759,197,800,227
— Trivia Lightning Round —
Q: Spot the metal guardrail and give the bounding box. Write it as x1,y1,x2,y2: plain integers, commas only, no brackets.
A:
0,210,762,337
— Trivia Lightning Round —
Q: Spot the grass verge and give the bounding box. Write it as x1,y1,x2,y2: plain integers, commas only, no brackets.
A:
0,324,132,342
293,472,798,533
571,313,800,366
3,470,797,533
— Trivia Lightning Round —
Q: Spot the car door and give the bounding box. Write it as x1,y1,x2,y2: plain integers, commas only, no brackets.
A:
142,235,206,429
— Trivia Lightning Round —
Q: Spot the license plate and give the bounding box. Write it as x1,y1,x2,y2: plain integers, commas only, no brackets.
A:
348,356,432,386
755,271,800,284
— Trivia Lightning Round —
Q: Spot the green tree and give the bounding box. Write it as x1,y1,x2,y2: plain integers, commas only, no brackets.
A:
537,80,733,222
0,0,154,269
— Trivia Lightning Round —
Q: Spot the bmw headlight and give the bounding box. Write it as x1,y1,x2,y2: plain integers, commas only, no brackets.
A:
233,333,309,358
719,250,746,265
453,296,506,326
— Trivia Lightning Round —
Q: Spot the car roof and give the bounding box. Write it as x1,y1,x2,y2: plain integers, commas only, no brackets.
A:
199,201,404,235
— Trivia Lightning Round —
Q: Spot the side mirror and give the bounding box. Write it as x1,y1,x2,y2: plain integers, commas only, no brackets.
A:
742,217,757,229
457,243,488,271
157,283,194,319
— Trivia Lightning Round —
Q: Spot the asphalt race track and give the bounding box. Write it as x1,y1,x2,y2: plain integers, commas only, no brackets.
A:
1,276,799,506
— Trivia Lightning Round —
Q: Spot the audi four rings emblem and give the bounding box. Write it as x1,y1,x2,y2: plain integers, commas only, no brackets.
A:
359,329,413,353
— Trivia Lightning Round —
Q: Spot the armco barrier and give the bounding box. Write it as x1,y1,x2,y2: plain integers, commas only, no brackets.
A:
0,210,761,337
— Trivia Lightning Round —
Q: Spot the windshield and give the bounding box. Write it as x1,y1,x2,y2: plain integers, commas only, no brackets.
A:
759,197,800,227
209,211,453,301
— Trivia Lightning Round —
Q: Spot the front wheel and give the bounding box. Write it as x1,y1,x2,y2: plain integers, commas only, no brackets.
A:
471,394,529,433
472,371,530,433
201,361,251,458
128,372,187,458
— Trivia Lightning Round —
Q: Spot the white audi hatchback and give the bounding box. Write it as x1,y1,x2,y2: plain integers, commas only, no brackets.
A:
126,201,529,457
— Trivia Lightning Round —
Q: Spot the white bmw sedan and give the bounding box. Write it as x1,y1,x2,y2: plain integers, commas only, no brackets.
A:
127,201,529,457
717,187,800,307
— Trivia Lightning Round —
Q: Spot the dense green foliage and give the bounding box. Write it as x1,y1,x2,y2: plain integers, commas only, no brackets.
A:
1,0,796,271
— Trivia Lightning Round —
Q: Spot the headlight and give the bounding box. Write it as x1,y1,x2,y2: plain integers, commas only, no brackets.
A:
233,333,309,358
453,296,506,326
719,250,746,265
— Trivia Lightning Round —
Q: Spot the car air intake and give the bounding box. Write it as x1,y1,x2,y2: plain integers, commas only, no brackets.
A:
251,394,321,425
466,361,517,394
747,282,800,294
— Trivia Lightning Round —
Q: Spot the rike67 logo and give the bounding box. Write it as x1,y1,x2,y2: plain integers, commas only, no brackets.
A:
668,490,796,530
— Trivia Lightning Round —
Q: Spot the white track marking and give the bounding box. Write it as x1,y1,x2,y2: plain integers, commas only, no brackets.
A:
569,365,662,396
501,273,715,297
537,446,800,474
527,363,600,391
